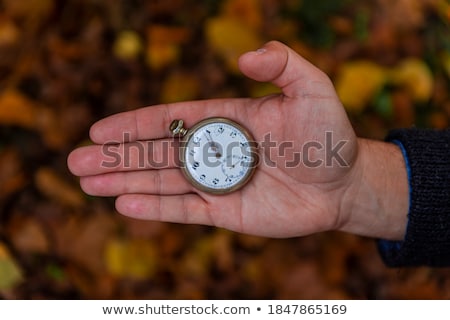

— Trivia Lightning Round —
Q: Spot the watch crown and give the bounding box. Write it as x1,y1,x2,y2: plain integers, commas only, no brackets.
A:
170,119,187,137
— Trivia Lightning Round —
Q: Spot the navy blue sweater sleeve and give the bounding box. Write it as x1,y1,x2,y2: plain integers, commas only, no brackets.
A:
378,128,450,267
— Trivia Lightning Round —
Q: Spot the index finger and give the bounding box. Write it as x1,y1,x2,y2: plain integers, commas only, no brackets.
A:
89,98,250,144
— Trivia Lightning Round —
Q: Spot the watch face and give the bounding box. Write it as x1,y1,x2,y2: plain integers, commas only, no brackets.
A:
180,118,257,194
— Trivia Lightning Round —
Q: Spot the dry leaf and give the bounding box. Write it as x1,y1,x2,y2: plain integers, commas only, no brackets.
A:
442,51,450,77
160,71,200,103
335,61,387,112
113,30,143,60
8,216,49,254
0,90,70,149
0,148,27,201
222,0,263,31
206,16,263,73
0,243,23,290
104,238,158,279
35,167,85,207
2,0,54,21
390,58,433,102
0,18,20,47
0,90,37,128
146,25,190,70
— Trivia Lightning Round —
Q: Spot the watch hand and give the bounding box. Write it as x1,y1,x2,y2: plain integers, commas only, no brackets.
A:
233,157,243,168
204,131,221,156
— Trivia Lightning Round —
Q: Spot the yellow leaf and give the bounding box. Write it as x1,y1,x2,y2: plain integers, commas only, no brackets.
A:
206,17,263,74
250,82,281,98
146,43,180,71
390,58,433,102
145,26,190,70
160,71,200,103
0,243,23,290
104,239,157,279
335,61,387,112
113,30,143,60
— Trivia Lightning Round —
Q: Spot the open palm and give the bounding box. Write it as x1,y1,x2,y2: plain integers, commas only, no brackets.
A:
68,41,359,238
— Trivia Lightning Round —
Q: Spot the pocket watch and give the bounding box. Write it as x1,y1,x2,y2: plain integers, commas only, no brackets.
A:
170,117,258,194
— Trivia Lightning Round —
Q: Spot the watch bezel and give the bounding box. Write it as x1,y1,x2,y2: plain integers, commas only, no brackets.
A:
178,117,258,195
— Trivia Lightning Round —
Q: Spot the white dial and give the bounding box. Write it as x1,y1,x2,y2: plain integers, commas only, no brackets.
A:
171,118,257,194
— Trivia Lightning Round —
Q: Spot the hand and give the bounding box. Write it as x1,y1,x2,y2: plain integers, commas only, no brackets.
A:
67,41,408,240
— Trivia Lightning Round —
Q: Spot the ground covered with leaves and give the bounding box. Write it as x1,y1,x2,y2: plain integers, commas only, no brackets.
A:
0,0,449,299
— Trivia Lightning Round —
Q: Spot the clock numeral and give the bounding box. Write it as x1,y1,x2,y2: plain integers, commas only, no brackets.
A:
189,149,195,157
200,174,206,181
212,178,219,185
240,141,250,147
225,176,232,183
192,161,200,170
193,136,201,145
230,131,237,138
217,126,224,134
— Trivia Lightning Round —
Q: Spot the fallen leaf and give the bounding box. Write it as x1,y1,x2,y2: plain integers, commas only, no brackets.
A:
390,58,433,102
442,51,450,77
35,167,85,207
206,16,263,73
52,211,117,276
250,82,281,98
222,0,263,31
2,0,54,21
0,90,70,149
113,30,143,60
0,148,27,201
0,18,20,47
0,242,23,290
0,90,37,128
160,71,200,103
335,61,387,112
104,238,158,279
145,25,191,70
8,216,49,254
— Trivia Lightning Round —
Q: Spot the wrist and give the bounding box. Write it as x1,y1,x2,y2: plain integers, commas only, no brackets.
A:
339,138,409,240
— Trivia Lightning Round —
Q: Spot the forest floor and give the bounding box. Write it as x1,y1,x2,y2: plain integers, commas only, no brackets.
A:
0,0,449,299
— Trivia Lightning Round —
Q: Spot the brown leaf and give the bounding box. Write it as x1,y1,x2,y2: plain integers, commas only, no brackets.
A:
145,25,191,70
0,90,37,128
7,216,49,254
0,148,27,201
160,71,200,103
34,167,85,207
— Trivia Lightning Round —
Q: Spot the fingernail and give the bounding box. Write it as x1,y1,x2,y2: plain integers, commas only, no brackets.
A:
256,48,266,54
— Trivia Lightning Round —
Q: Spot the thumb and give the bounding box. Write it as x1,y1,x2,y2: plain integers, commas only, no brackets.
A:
238,41,334,99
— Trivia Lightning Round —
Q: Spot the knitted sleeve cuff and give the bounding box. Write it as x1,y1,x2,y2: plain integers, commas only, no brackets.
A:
377,128,450,267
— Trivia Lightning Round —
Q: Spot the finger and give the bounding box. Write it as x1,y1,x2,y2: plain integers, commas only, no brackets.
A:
115,193,213,226
89,98,251,144
79,169,193,196
67,138,178,176
238,40,336,99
